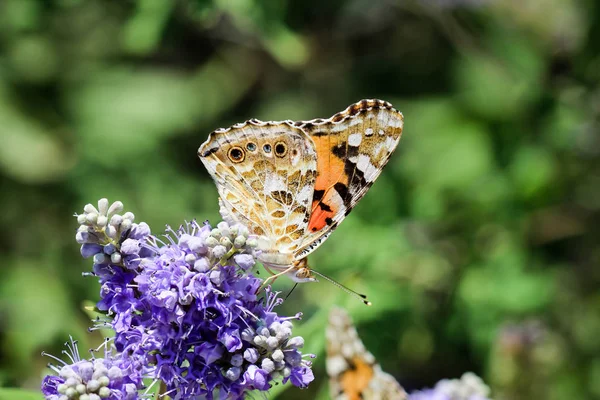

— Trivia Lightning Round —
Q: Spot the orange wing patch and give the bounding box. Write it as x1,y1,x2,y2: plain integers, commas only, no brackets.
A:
307,134,348,232
339,357,375,400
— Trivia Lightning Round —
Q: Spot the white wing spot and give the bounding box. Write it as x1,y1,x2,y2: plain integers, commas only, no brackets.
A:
332,124,348,133
357,154,379,182
385,136,398,151
350,118,362,127
356,154,371,173
373,142,386,157
348,133,362,146
388,117,403,128
296,185,313,205
378,129,385,135
364,163,379,182
365,128,374,136
264,175,286,192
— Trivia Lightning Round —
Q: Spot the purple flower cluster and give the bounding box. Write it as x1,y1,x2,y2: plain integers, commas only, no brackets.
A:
41,337,144,400
409,372,491,400
42,199,314,400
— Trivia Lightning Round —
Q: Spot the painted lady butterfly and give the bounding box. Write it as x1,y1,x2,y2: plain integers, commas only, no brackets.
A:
198,99,403,284
327,307,407,399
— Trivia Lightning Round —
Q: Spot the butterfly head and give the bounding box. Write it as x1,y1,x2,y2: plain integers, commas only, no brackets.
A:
288,258,317,283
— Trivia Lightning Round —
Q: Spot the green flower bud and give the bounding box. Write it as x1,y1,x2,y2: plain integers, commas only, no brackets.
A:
122,212,134,221
120,219,132,231
233,236,246,248
220,236,233,249
97,375,110,387
86,212,98,224
86,379,100,392
96,215,108,228
57,383,68,394
84,204,98,214
98,386,111,398
205,236,219,248
76,383,87,394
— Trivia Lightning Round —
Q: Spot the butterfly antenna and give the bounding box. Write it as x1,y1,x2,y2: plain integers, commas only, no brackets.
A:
285,283,299,300
311,269,372,306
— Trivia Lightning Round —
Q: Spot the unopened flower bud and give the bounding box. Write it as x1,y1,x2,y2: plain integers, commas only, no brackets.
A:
272,349,284,362
234,236,246,248
106,201,124,217
261,358,275,373
97,199,109,216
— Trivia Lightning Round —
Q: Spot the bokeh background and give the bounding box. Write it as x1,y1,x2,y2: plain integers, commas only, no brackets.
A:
1,0,599,399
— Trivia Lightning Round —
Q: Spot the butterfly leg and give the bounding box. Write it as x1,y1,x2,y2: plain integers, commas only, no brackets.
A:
263,265,277,276
259,264,297,291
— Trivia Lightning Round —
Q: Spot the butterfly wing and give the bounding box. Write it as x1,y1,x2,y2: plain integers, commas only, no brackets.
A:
198,120,317,259
327,307,407,400
294,99,404,259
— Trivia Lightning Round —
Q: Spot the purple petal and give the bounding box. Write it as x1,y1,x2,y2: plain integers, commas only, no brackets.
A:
128,222,150,239
243,365,270,391
196,342,224,365
41,375,63,396
219,326,243,352
80,243,103,258
287,365,314,388
120,238,141,255
234,254,255,270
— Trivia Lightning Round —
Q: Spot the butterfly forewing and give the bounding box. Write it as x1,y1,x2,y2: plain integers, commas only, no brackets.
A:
295,100,404,259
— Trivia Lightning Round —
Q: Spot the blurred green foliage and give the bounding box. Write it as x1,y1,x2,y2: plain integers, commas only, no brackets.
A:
0,0,599,399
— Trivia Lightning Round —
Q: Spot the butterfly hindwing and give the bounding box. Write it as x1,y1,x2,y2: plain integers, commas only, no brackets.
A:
295,99,404,259
327,307,407,400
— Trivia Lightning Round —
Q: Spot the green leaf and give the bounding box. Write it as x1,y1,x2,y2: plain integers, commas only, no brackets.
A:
396,99,495,218
509,146,557,200
454,28,544,120
0,85,74,183
261,22,309,68
122,0,173,55
70,51,260,166
0,260,84,377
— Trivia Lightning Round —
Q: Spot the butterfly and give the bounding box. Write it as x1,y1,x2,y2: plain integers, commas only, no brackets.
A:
327,307,407,400
198,99,403,284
